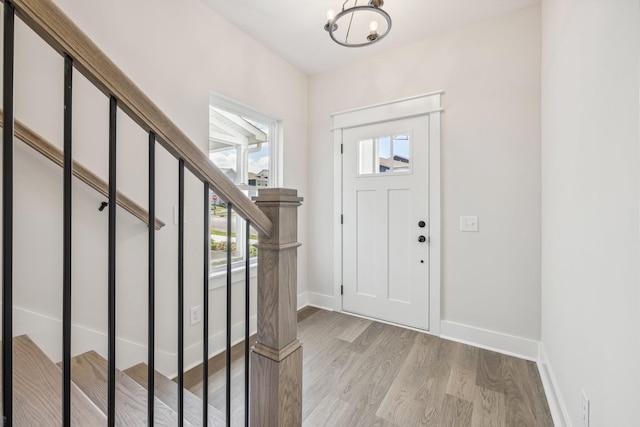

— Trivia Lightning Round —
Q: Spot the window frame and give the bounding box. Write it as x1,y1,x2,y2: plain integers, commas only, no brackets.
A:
208,92,283,279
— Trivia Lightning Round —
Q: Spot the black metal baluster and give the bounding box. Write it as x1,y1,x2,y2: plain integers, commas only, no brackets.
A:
244,219,250,427
203,183,210,427
62,53,73,427
178,159,185,427
226,203,233,427
2,2,15,425
107,95,117,427
148,132,156,426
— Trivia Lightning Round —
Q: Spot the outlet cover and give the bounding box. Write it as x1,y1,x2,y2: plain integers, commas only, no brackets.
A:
460,216,479,232
190,305,202,325
173,205,187,225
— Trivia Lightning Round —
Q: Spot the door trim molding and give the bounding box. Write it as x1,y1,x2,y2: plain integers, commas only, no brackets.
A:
331,91,444,130
331,92,443,335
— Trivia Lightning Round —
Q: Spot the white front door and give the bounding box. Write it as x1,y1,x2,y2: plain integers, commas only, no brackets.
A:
342,115,430,330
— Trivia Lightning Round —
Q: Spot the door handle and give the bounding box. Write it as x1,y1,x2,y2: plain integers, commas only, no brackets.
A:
418,221,426,228
418,235,427,243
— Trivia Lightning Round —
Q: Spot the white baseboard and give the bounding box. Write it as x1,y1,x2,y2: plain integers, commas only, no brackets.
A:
299,297,539,361
14,306,171,372
14,306,256,379
441,321,567,426
538,342,571,427
305,292,336,311
440,320,539,361
298,292,309,309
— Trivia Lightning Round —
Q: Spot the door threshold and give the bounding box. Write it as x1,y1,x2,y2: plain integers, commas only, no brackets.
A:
340,309,434,336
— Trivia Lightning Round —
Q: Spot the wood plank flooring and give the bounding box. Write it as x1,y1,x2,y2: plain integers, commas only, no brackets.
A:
189,308,554,427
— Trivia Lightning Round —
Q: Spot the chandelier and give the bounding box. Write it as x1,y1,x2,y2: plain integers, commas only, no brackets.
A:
324,0,392,48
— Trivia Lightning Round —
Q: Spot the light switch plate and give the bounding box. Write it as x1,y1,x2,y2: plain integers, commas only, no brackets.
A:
460,216,479,232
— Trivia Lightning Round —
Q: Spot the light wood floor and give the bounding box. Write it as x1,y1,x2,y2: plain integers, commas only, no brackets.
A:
190,308,554,427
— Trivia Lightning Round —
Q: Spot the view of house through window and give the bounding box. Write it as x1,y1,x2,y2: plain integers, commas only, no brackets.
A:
358,133,411,175
209,99,278,269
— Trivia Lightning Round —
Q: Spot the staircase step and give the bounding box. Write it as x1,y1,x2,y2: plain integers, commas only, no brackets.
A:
125,362,225,427
66,350,192,426
2,335,106,426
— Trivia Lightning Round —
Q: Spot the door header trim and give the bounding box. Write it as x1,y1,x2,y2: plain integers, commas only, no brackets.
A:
331,91,444,130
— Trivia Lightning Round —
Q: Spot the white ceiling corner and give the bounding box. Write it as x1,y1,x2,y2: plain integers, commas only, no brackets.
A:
201,0,540,75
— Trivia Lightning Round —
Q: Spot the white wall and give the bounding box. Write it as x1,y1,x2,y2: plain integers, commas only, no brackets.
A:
1,0,308,375
540,0,640,425
308,6,542,343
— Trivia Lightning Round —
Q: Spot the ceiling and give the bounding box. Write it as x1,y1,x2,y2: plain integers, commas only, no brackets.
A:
200,0,540,75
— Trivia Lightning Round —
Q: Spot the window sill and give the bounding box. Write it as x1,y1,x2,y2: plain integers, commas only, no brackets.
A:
208,261,258,290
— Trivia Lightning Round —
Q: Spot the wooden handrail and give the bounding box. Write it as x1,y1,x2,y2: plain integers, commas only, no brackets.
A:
8,0,273,236
0,110,165,230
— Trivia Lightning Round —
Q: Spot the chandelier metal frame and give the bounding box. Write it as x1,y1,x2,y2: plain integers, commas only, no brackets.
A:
324,0,392,48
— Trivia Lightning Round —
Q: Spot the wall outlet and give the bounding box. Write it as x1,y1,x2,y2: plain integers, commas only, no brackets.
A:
460,215,479,232
173,205,187,225
581,389,590,427
190,305,202,325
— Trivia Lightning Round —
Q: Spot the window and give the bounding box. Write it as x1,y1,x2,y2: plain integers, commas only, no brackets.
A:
208,93,281,270
358,133,412,176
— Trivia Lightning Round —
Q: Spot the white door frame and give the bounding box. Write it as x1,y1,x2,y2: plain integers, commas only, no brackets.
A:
331,91,443,335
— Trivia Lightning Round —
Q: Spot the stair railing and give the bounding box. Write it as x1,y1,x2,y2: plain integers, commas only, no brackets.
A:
1,0,303,426
0,109,166,230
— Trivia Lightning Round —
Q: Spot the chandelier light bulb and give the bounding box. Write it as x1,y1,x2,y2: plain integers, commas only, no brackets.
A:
369,20,379,32
325,9,338,32
326,9,336,21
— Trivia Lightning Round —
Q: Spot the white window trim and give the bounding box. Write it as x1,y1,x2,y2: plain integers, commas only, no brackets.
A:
208,92,283,278
209,92,283,187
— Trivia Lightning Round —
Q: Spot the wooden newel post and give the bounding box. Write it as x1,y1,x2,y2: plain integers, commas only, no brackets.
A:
250,188,303,427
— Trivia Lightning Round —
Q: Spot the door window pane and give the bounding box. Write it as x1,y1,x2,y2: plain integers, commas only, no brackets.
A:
378,137,391,173
358,139,375,175
357,133,411,176
393,134,411,172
